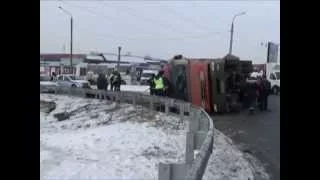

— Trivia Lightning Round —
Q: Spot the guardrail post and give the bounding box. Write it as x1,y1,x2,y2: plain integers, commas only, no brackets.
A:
132,94,136,107
158,163,171,180
186,132,195,164
199,112,209,132
189,110,200,132
165,101,169,114
179,103,184,120
149,96,154,111
185,103,191,116
115,92,120,107
118,92,122,103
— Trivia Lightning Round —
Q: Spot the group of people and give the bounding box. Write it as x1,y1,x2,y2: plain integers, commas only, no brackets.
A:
243,75,271,113
147,70,170,96
97,70,122,91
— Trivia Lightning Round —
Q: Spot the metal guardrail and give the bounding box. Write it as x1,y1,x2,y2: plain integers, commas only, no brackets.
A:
40,85,215,180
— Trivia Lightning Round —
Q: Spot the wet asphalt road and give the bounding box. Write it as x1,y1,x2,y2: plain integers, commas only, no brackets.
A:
212,95,280,180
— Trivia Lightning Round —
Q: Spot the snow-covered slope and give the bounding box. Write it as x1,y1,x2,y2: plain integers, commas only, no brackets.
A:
40,94,187,180
203,130,270,180
40,94,269,180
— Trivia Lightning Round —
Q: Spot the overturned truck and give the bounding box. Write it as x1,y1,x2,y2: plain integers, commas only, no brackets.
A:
163,54,253,114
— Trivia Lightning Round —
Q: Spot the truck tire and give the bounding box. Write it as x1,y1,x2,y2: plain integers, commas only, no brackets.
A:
71,84,77,88
272,86,279,95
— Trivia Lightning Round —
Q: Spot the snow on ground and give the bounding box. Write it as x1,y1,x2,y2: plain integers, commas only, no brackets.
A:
41,93,269,180
90,85,150,93
120,85,150,93
40,94,187,180
203,130,270,180
40,81,57,86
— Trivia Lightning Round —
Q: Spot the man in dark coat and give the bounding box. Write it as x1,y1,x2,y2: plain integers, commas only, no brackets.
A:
243,79,258,113
147,74,155,95
260,75,271,111
97,73,108,90
113,70,122,92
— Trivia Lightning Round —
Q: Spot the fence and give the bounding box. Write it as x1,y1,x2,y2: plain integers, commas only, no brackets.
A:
40,85,215,180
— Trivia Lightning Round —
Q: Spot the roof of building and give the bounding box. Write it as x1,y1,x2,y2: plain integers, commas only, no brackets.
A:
40,53,86,60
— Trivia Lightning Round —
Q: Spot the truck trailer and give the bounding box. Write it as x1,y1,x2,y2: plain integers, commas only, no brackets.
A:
163,54,253,114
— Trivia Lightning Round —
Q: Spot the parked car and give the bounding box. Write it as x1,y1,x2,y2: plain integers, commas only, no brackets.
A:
57,74,90,88
40,75,57,93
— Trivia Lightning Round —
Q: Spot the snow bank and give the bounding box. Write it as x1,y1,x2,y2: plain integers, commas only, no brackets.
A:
121,85,150,93
40,81,57,86
40,93,269,180
40,94,187,180
203,130,270,180
90,85,150,93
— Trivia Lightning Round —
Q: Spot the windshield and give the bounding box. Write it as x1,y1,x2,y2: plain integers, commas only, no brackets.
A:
141,73,154,78
275,72,280,80
69,76,76,80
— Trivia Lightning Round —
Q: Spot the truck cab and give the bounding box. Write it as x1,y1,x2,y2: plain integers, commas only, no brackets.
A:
266,63,280,94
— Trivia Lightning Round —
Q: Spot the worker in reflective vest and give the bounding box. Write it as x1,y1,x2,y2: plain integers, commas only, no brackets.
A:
154,71,165,96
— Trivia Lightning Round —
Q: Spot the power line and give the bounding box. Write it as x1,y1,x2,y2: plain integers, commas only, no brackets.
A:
161,5,217,33
99,2,227,36
99,2,188,35
47,1,229,39
62,1,119,22
64,1,181,37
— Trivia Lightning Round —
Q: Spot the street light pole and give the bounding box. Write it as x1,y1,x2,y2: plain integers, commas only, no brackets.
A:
70,16,73,72
229,12,246,55
117,46,121,70
59,6,73,74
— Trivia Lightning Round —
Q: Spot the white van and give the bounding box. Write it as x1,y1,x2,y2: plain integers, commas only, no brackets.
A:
140,70,158,85
266,63,280,94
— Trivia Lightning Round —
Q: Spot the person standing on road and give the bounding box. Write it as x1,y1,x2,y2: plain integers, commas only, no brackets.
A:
260,75,271,111
113,70,122,92
97,73,108,91
147,74,155,95
163,75,170,97
109,71,115,91
245,78,258,114
154,71,165,96
256,77,263,108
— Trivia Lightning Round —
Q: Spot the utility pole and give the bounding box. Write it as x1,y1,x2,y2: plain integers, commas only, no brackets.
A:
70,16,73,73
59,6,74,74
228,12,246,55
117,46,121,70
229,22,234,55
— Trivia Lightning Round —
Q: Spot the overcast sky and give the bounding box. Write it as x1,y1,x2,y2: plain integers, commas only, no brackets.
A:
40,1,279,64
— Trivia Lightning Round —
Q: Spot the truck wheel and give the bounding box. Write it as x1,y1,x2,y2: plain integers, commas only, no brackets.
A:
272,86,279,95
71,84,77,88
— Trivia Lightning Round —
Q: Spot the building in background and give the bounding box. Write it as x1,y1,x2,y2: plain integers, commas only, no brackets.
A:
40,53,86,76
40,53,167,78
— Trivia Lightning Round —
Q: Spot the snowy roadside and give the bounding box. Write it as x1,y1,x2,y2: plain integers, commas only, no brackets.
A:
203,130,270,180
40,94,269,180
90,84,150,93
40,94,187,180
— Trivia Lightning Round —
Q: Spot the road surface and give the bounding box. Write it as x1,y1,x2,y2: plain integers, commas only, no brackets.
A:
212,95,280,180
